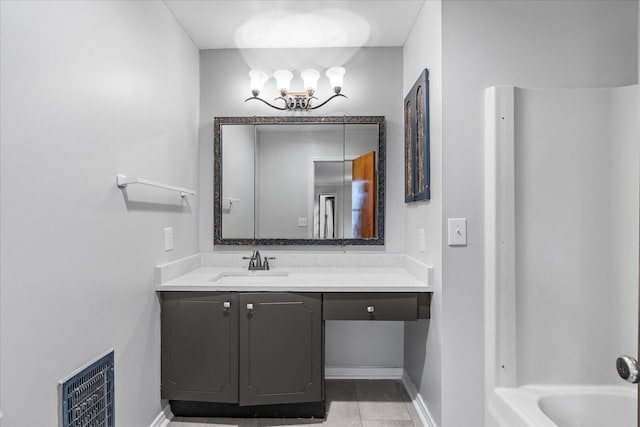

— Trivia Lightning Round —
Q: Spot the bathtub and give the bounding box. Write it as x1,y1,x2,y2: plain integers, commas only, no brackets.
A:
489,385,636,427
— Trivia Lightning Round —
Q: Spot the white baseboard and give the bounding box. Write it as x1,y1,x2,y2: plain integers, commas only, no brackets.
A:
325,366,404,379
149,404,173,427
402,370,438,427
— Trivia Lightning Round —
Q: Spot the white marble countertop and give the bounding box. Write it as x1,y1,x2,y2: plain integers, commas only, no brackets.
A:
155,254,433,293
156,266,430,292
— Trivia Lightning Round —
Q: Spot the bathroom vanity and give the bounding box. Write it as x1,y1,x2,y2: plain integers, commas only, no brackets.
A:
155,253,433,418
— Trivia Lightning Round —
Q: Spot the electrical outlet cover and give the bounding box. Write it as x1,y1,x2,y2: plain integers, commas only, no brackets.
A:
164,227,174,251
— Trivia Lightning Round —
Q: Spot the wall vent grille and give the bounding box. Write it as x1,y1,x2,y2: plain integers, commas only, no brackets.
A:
60,351,114,427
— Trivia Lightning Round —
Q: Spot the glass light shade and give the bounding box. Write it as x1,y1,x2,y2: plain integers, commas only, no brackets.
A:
249,69,269,95
301,69,320,92
273,69,293,93
326,66,346,93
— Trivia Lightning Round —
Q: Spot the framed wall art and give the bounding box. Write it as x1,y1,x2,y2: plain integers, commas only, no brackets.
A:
404,68,430,202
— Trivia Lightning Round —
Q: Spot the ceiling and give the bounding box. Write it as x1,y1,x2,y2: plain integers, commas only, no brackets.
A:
163,1,426,49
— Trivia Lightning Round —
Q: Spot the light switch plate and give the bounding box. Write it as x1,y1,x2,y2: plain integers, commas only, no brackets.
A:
298,217,308,227
448,218,467,246
164,227,174,251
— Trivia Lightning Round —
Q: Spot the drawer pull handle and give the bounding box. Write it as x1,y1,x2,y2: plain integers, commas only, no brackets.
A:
367,305,375,313
223,301,231,309
247,303,254,312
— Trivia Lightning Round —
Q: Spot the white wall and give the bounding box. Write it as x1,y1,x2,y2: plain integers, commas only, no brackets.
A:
198,47,406,372
0,2,198,426
401,1,443,425
440,1,638,425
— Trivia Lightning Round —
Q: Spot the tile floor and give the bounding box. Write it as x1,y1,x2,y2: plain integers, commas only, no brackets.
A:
168,380,423,427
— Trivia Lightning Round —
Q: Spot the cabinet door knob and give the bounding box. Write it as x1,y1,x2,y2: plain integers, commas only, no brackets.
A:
223,301,231,309
367,305,375,313
246,303,254,311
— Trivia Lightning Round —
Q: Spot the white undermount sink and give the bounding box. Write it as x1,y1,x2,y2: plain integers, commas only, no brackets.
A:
210,270,290,283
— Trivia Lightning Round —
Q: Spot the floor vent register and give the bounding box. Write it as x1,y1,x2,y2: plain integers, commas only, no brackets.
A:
59,350,114,427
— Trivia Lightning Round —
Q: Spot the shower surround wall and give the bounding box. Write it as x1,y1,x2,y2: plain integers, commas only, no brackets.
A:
485,84,640,425
0,2,199,425
514,86,639,386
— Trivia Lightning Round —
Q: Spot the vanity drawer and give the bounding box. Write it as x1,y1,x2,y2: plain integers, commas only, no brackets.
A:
323,292,421,321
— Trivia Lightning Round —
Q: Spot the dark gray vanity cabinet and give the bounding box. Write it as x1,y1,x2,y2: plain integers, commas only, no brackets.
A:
161,292,238,403
161,292,322,408
239,293,322,406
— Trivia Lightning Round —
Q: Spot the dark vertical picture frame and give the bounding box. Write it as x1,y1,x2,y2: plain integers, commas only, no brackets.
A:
404,68,430,202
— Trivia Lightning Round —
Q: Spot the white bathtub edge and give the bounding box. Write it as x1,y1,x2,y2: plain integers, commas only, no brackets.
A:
493,387,556,427
491,385,637,427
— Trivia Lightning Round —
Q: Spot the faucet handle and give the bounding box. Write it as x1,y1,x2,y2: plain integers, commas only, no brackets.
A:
243,250,258,260
243,253,256,269
263,256,275,270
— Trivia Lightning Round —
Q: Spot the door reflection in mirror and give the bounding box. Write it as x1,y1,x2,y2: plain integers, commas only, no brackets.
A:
352,151,376,238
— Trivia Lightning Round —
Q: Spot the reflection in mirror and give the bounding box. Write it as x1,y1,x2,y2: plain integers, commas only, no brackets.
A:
314,161,351,239
214,116,385,246
256,124,344,239
346,124,378,239
221,125,254,239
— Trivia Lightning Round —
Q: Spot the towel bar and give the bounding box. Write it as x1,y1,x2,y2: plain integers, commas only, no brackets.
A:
116,175,196,197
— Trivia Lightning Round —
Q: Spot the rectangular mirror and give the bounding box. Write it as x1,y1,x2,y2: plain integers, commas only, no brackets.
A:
214,116,385,246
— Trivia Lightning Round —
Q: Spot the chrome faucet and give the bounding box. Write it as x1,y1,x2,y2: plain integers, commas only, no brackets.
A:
243,250,275,271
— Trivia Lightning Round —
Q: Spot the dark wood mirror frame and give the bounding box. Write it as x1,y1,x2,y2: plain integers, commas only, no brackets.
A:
213,116,385,246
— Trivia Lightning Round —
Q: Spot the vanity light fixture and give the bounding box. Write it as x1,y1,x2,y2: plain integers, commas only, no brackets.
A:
246,67,346,111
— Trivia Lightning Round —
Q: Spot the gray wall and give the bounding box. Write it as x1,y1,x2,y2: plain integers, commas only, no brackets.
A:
440,1,638,425
199,47,404,252
0,1,199,425
402,1,443,425
199,47,406,373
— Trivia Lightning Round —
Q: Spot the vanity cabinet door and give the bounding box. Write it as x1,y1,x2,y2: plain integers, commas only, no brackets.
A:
239,293,322,406
161,292,238,403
